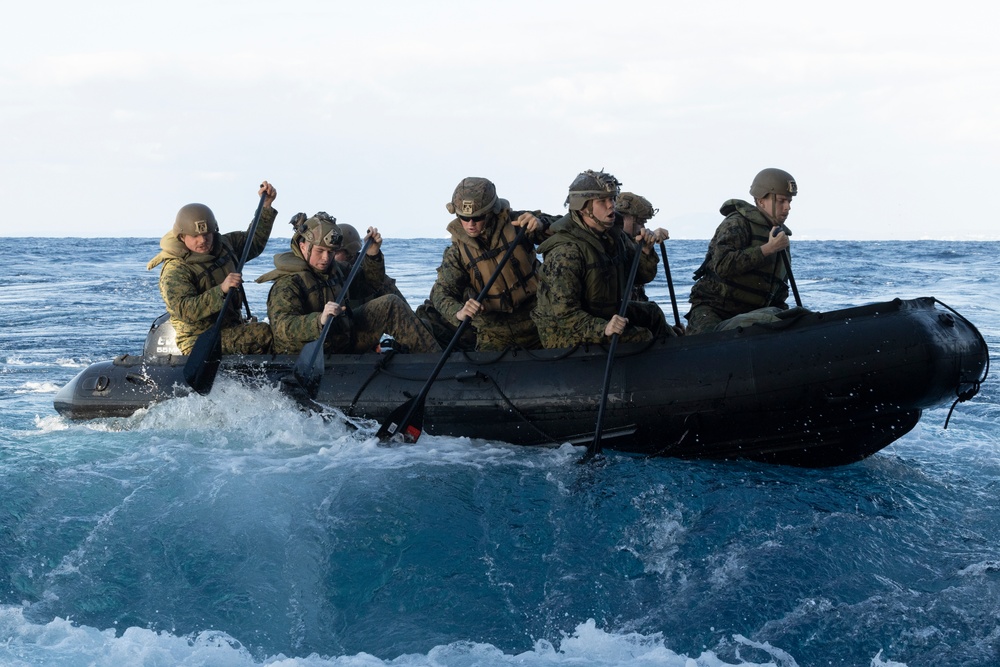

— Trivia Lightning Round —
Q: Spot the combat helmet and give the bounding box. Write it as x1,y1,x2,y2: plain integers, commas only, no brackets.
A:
565,170,621,211
749,168,797,199
173,203,218,236
336,223,363,258
615,192,657,222
446,177,502,219
293,211,343,250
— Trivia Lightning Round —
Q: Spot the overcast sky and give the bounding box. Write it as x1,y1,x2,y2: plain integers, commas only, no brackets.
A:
2,0,997,240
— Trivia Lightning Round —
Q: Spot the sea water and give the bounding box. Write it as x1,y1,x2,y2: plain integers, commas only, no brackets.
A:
0,237,997,667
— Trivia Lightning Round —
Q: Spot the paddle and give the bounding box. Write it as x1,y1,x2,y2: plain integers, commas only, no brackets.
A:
658,241,681,327
184,192,267,395
579,234,645,464
238,284,253,319
772,225,802,308
377,226,529,444
782,251,802,307
292,235,375,396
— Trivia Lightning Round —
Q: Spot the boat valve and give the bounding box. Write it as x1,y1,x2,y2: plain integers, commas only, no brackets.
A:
82,375,111,393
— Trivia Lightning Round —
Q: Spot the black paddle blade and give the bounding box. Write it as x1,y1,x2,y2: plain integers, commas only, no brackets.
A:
376,397,424,444
183,330,223,395
292,338,326,396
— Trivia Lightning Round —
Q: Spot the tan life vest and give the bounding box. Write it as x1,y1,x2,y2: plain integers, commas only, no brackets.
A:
450,213,540,314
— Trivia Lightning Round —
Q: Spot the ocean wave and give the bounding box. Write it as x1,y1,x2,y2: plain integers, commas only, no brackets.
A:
957,560,1000,577
13,381,62,395
0,609,883,667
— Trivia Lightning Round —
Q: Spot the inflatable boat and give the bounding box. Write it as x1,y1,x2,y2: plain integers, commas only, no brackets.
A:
54,297,989,467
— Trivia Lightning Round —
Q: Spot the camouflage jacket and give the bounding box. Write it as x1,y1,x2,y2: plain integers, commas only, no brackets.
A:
613,225,651,303
430,209,555,331
256,243,387,354
688,199,789,317
146,206,276,353
345,270,405,309
532,212,658,348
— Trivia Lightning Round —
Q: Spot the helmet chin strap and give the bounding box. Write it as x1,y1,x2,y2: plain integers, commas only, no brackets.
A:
300,240,323,268
756,196,778,225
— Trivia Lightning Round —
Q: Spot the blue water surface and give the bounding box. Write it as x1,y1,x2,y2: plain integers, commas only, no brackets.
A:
0,237,997,667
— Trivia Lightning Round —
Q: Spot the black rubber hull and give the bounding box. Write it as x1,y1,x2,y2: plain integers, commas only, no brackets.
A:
54,297,989,467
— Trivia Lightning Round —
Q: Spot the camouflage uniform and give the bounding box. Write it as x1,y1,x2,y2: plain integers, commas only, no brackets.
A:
334,225,429,347
415,298,478,351
146,207,276,355
621,253,649,302
532,212,666,348
431,208,556,351
348,273,406,308
615,192,658,303
685,199,790,335
257,243,441,355
333,224,407,309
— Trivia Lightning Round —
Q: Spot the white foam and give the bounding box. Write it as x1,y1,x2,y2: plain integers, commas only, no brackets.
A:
958,560,1000,576
14,381,61,394
1,609,865,667
32,414,70,433
54,357,89,368
3,356,67,369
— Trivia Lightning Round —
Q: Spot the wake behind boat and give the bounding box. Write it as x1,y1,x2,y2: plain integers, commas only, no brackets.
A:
54,296,987,467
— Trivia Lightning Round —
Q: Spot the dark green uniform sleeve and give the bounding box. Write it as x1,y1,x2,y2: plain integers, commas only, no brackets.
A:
429,244,472,327
633,242,659,287
336,252,388,310
710,217,765,279
359,251,387,293
223,206,277,265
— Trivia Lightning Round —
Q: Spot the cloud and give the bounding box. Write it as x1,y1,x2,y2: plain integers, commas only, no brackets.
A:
23,52,152,86
1,0,998,239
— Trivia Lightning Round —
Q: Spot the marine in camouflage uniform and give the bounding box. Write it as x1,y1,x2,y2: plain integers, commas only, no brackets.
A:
256,213,441,355
685,168,798,335
615,192,669,303
429,177,557,351
146,182,277,355
334,222,407,307
532,170,668,349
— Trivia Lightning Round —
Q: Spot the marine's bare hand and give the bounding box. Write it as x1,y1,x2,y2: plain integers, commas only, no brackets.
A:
258,180,277,207
365,227,383,256
320,301,345,325
605,314,628,337
762,227,789,256
457,298,482,322
512,212,541,234
220,272,242,294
